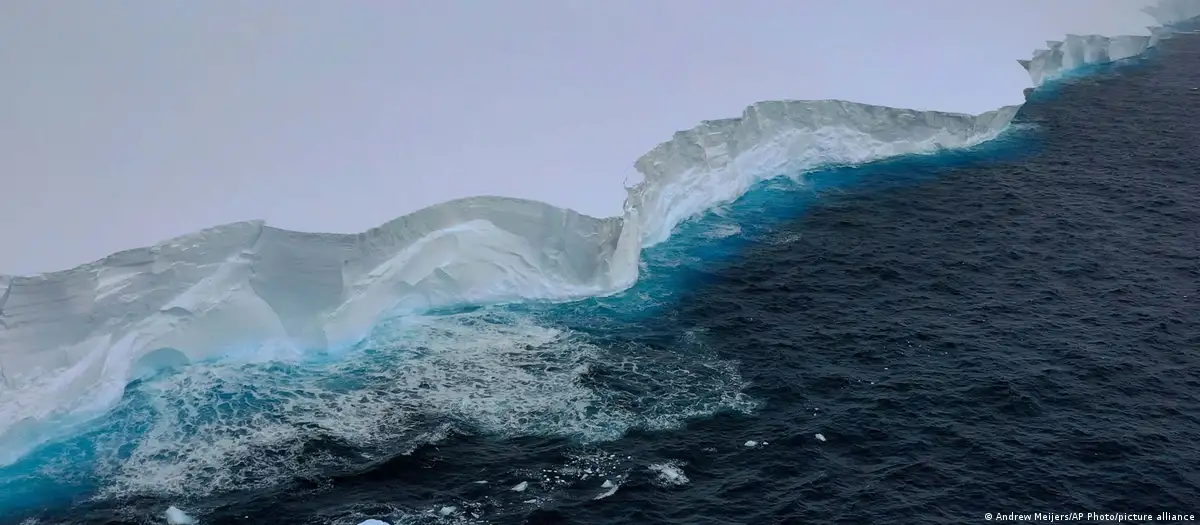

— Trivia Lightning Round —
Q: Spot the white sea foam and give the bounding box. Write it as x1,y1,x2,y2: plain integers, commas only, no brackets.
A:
35,309,750,499
1,0,1197,469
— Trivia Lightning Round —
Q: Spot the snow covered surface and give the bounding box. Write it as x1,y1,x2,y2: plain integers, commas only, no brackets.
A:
1,0,1198,468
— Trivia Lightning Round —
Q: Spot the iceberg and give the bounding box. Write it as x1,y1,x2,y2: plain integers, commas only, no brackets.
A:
1017,34,1153,87
1017,0,1200,86
1144,0,1200,26
2,0,1198,467
628,100,1019,246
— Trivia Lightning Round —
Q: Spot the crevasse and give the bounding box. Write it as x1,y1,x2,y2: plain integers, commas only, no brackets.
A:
1,0,1197,467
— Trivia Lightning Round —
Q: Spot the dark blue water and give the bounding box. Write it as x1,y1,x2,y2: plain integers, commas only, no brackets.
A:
8,31,1200,525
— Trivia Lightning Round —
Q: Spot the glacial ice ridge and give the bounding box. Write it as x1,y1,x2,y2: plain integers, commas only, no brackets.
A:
1017,0,1200,87
1,0,1198,467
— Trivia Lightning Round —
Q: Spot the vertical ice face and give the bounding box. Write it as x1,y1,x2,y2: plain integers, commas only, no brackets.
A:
1018,0,1200,87
1144,0,1200,26
1018,35,1153,87
0,274,11,324
627,100,1021,246
0,274,10,386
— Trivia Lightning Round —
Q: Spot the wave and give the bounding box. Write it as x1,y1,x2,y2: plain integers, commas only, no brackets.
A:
2,0,1198,468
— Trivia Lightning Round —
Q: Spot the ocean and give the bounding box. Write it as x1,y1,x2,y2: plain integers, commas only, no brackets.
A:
4,23,1200,525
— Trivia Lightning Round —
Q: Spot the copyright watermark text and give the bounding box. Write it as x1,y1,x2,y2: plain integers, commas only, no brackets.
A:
983,513,1196,522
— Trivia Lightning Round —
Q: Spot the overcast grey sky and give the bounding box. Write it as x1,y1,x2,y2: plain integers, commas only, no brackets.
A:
1,1,1154,275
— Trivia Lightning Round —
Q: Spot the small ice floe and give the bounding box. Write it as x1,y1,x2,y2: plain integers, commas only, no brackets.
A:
438,506,457,517
358,521,391,525
511,480,529,492
744,440,758,447
165,506,196,525
594,480,619,500
815,433,827,442
648,462,690,487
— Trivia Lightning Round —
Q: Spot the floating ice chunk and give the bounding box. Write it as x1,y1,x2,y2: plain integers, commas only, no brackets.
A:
439,506,457,516
594,481,620,500
357,521,391,525
511,480,528,492
815,433,827,442
744,440,758,447
164,506,196,525
648,462,690,486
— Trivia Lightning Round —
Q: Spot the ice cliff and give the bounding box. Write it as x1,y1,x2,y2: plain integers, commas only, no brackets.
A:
2,0,1198,467
1018,0,1200,87
629,100,1018,246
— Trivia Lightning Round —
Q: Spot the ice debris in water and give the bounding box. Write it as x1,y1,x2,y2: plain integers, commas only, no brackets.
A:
165,507,196,525
648,461,690,486
357,521,391,525
744,440,758,447
815,433,827,442
594,480,620,500
439,506,457,516
511,480,528,492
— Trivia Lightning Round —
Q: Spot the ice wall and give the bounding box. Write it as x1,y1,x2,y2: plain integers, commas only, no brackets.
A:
1144,0,1200,26
629,100,1020,246
1018,0,1200,87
